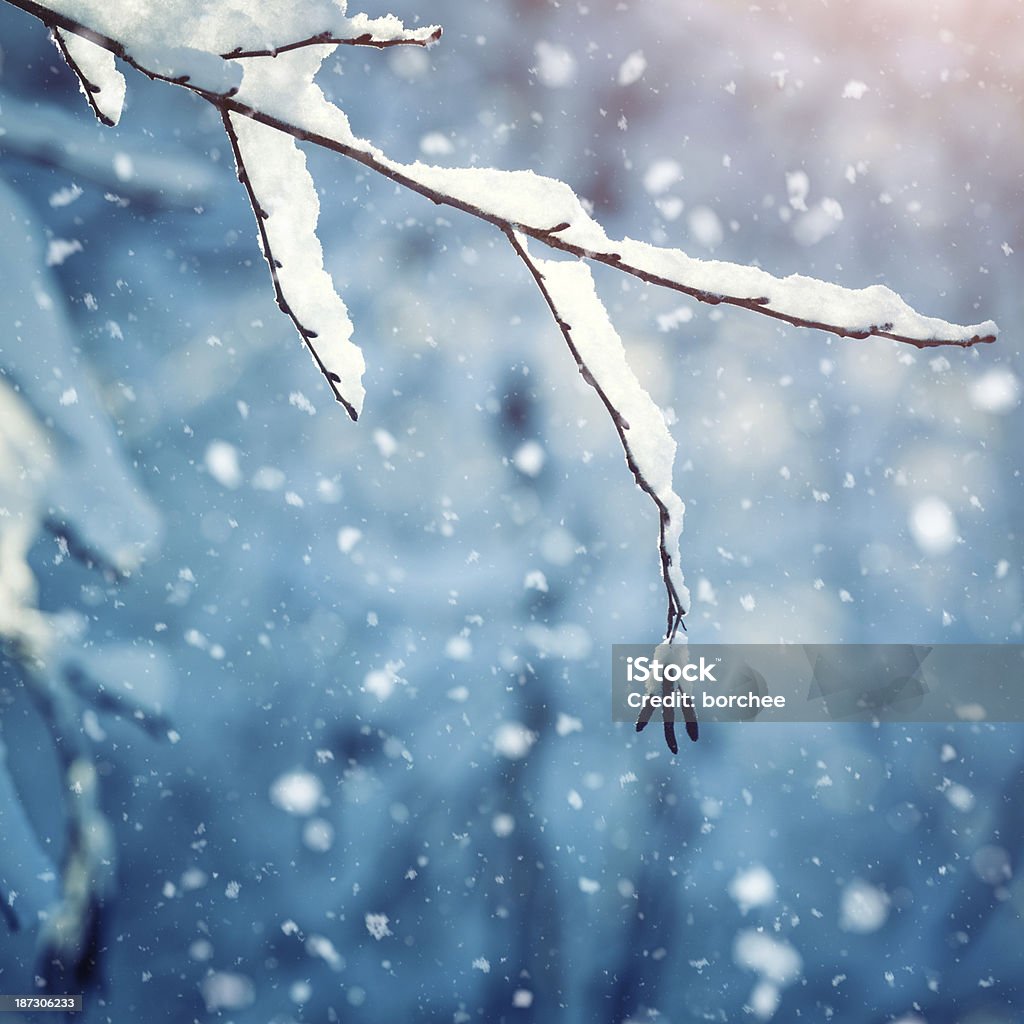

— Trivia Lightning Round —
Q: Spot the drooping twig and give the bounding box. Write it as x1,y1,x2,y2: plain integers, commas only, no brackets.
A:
220,107,363,420
634,643,701,752
51,28,118,126
505,229,687,642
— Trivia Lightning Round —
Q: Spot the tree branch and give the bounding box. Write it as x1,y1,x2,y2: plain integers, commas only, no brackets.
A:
221,23,442,59
221,108,998,351
505,229,687,643
220,107,363,420
4,0,996,353
0,0,1001,663
51,28,119,126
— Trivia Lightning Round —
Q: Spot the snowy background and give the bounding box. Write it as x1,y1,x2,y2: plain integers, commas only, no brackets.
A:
1,0,1022,1020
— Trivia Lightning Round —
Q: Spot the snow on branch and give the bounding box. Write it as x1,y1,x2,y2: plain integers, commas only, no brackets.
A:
2,0,1002,652
51,27,125,126
362,161,997,351
222,16,441,59
508,230,688,643
222,108,365,420
13,0,997,352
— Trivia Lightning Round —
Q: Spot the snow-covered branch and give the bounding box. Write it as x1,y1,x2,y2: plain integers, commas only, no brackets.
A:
51,27,125,126
0,0,1001,653
507,230,688,642
221,108,364,419
221,17,441,59
8,0,996,351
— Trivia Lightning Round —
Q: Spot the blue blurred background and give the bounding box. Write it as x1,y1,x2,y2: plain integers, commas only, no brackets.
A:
0,0,1022,1020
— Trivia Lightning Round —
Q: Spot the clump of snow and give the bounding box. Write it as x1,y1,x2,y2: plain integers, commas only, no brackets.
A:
946,783,975,812
617,50,647,86
734,930,802,985
749,981,781,1020
839,880,889,933
491,813,516,837
523,569,549,593
643,159,682,196
201,972,254,1013
365,913,392,941
513,440,546,477
337,526,362,554
363,660,404,701
793,199,844,247
373,428,397,458
269,770,322,816
205,441,242,489
842,80,869,99
656,196,684,221
420,132,453,157
688,205,724,250
45,238,82,267
657,306,694,332
555,712,582,736
49,183,83,208
307,934,345,970
113,152,134,182
578,877,601,894
472,957,491,973
729,865,777,913
969,367,1020,413
444,634,472,661
908,497,957,556
786,170,809,211
512,990,534,1008
534,41,576,88
493,721,536,759
289,391,316,416
302,818,334,852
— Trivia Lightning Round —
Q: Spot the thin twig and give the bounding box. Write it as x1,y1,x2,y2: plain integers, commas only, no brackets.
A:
219,108,359,420
504,229,686,642
222,25,442,59
51,28,115,126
